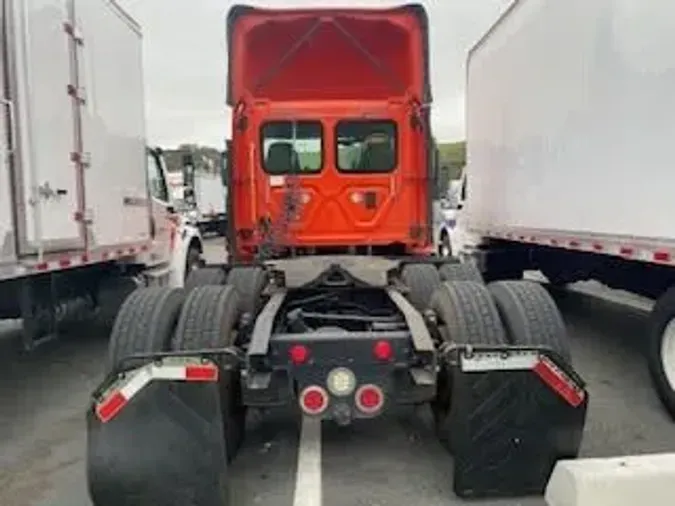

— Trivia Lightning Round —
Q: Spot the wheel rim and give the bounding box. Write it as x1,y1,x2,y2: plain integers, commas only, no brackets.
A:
662,319,675,390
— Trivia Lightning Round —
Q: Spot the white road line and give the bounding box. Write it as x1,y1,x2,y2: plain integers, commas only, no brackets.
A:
293,416,323,506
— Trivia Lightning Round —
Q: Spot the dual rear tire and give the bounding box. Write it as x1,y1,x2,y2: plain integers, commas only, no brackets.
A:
106,265,268,465
429,280,571,450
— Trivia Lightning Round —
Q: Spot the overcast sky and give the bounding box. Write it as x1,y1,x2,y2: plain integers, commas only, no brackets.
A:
118,0,512,148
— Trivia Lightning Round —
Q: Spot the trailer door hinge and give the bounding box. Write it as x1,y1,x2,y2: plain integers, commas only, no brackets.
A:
63,22,84,45
71,151,91,168
74,208,94,225
67,84,86,105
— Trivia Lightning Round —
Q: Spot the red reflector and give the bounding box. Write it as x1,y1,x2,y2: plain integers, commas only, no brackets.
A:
654,251,671,262
299,386,328,415
533,358,584,408
373,340,393,361
289,344,310,365
355,384,384,414
96,391,127,423
185,364,219,382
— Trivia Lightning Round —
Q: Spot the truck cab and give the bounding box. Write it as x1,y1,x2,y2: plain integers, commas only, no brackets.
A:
225,5,435,262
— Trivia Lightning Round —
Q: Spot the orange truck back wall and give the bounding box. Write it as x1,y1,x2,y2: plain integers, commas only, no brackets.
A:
225,4,435,260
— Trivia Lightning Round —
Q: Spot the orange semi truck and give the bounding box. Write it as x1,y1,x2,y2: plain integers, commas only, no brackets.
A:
86,5,589,505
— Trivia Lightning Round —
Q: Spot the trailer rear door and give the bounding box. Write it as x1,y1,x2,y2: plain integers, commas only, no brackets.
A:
12,0,83,254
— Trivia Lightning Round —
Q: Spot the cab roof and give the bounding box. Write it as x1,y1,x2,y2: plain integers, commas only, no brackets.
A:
225,3,431,105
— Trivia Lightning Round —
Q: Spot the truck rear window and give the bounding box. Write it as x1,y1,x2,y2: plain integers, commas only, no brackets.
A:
261,121,323,174
336,120,397,173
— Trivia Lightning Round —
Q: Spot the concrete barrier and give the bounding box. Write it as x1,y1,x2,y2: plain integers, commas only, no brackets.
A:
545,453,675,506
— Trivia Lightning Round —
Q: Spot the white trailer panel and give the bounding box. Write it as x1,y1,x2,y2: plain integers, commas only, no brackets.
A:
0,18,16,267
75,0,150,249
465,0,675,243
12,0,82,253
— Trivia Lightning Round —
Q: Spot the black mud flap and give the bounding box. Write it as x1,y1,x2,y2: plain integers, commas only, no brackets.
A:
448,347,588,499
87,379,229,506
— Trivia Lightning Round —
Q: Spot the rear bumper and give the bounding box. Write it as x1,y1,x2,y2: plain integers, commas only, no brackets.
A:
243,329,437,417
242,362,436,410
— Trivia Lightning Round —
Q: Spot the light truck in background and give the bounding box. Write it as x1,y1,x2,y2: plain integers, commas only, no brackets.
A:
435,177,462,258
0,0,204,349
178,153,228,236
453,0,675,420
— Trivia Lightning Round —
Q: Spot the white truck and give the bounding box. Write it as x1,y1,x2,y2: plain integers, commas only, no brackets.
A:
0,0,204,349
435,178,462,257
183,161,227,236
454,0,675,419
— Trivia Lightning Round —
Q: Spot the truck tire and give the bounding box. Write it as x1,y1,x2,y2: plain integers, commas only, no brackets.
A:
226,266,268,316
439,261,484,284
401,263,442,310
105,287,185,374
648,286,675,420
172,285,245,460
487,280,572,365
185,266,227,290
428,281,507,451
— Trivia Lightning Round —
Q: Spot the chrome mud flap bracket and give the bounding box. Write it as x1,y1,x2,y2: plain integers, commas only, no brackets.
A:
446,346,589,499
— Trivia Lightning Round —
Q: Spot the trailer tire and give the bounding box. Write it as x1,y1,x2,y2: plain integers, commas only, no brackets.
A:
184,266,227,290
439,261,484,284
105,287,185,374
226,266,268,316
172,285,245,460
488,280,572,365
401,263,442,310
647,286,675,420
428,281,507,452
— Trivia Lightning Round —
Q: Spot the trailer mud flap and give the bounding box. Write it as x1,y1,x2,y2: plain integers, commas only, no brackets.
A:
449,348,588,499
86,360,229,506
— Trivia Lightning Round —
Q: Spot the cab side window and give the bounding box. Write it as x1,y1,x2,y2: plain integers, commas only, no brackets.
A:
147,153,169,202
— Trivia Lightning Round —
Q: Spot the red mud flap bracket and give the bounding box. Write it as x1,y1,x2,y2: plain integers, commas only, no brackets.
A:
446,346,588,499
86,357,230,506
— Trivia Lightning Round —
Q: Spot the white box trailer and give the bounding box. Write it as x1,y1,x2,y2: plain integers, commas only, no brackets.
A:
455,0,675,420
0,0,204,348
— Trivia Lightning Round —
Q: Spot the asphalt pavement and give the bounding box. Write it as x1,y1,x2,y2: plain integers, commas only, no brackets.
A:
0,238,674,506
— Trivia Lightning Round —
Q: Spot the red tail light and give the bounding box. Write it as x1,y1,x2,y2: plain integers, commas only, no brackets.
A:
355,384,384,415
299,385,329,416
373,340,393,361
289,344,310,365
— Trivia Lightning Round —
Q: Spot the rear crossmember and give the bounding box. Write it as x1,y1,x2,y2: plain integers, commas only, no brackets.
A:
243,287,438,413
